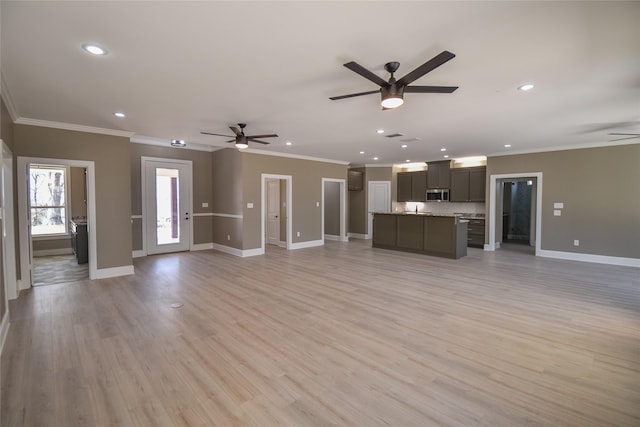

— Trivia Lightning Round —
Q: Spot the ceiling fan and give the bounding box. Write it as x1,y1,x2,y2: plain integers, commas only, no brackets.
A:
608,133,640,141
201,123,278,149
329,50,459,110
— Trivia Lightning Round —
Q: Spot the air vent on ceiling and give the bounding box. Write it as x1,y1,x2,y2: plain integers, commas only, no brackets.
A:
400,137,420,142
385,133,404,138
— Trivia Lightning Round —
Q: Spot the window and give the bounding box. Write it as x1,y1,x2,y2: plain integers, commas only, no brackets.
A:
29,165,68,236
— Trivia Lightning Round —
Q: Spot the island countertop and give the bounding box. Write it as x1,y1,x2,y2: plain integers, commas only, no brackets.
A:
372,212,468,259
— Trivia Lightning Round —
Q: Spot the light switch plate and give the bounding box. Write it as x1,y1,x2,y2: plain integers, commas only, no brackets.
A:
316,201,320,207
554,202,564,209
202,202,208,208
554,210,561,216
247,203,253,208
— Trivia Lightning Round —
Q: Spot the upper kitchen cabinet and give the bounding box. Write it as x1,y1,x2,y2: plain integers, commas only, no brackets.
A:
397,171,427,202
427,161,451,189
348,170,363,191
450,166,486,202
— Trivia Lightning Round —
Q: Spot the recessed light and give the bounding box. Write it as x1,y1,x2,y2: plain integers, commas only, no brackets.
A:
518,83,534,91
504,144,511,148
360,151,365,154
401,144,408,148
377,129,384,134
113,112,125,118
171,139,186,147
443,155,449,158
440,148,446,152
405,160,411,162
285,141,292,146
82,44,107,55
373,157,379,160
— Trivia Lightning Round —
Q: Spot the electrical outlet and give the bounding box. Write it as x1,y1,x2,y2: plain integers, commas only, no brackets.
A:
296,231,300,237
573,240,579,246
227,234,231,241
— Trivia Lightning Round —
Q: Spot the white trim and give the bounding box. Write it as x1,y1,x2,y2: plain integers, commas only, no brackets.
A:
241,247,265,257
210,212,243,219
0,311,9,356
261,174,293,252
324,234,348,242
1,73,19,121
290,239,324,250
191,243,214,251
33,248,73,257
211,243,265,257
18,279,28,291
93,265,134,280
348,232,370,240
14,118,133,138
18,157,98,287
245,148,349,165
487,172,542,255
31,234,72,241
321,178,347,244
132,250,146,258
488,140,639,158
538,250,640,268
364,164,394,168
131,214,143,219
130,135,215,152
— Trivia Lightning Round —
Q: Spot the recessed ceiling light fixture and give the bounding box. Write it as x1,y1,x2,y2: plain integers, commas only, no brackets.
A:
360,151,365,154
82,44,107,55
113,112,125,118
171,139,186,147
443,155,449,158
518,83,534,91
401,144,408,148
440,148,447,152
504,144,512,148
406,160,411,162
285,141,292,146
373,157,379,160
377,129,385,134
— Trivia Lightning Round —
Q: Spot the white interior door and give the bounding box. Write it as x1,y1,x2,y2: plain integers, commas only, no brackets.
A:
368,181,391,238
145,160,191,255
266,179,281,246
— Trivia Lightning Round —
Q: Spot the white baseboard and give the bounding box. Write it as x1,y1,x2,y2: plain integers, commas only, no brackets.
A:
18,279,29,291
290,239,324,250
93,265,135,280
191,243,214,251
325,235,349,242
33,248,73,257
1,311,10,356
241,247,264,257
348,232,370,240
132,250,146,258
538,249,640,267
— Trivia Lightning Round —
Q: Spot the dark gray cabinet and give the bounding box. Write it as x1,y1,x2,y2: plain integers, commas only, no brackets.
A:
372,214,397,247
450,166,486,202
348,170,363,191
427,161,451,189
70,220,88,264
397,171,427,202
466,218,485,248
397,215,424,250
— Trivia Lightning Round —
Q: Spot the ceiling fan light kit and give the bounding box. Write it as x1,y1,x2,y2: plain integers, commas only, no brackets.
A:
330,50,458,110
201,123,278,149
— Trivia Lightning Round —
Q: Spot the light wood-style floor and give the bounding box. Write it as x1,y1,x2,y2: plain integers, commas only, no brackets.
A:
2,240,639,427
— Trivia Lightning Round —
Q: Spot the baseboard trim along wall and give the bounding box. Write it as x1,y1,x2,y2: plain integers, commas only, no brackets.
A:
33,248,73,257
93,265,135,280
1,311,10,356
348,232,370,240
538,249,640,268
211,243,265,258
191,243,214,251
290,239,324,250
324,235,348,242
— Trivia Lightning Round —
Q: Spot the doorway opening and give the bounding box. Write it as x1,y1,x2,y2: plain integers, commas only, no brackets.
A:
322,178,347,242
142,157,192,255
17,157,97,290
261,174,291,252
488,172,542,255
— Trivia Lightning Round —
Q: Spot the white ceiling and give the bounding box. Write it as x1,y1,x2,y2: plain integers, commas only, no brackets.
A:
2,1,639,165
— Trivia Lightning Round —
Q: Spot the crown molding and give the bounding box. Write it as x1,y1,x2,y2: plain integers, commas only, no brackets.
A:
14,117,134,138
487,140,639,158
242,148,350,165
130,135,217,152
0,73,19,122
364,163,394,168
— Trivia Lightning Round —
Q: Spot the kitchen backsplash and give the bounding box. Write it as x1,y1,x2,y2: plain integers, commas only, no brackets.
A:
393,201,486,215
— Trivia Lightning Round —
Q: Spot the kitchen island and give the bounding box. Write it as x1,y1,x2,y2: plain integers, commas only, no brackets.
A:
372,213,468,259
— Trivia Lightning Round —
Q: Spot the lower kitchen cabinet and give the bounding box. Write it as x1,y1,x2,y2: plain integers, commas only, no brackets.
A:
466,218,485,248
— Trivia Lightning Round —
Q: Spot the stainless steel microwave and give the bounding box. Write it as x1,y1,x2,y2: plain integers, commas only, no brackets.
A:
426,189,449,202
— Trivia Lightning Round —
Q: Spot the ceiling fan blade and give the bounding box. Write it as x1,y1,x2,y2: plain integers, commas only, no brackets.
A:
226,139,235,143
246,134,278,139
608,133,640,136
343,62,389,87
405,85,459,93
397,51,456,86
330,90,380,100
201,132,233,137
610,135,640,141
229,126,242,136
248,139,270,145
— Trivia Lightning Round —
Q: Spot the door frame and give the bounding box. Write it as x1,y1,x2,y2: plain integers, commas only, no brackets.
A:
261,174,292,252
488,172,542,254
367,180,391,239
321,178,347,242
2,143,17,300
141,157,193,256
17,156,97,288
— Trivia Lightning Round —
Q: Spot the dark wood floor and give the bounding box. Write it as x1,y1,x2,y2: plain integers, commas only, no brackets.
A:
2,240,639,426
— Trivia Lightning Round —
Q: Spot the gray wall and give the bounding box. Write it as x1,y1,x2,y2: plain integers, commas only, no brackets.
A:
70,166,87,218
14,124,133,270
324,181,340,236
211,148,243,248
487,144,640,258
242,153,347,249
